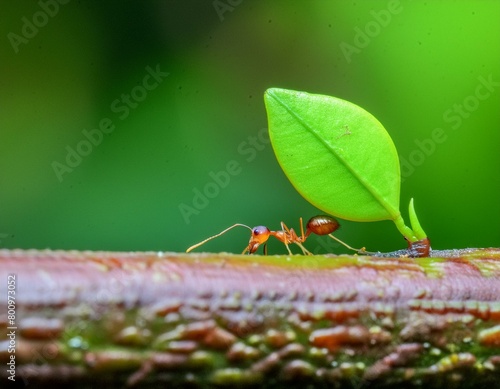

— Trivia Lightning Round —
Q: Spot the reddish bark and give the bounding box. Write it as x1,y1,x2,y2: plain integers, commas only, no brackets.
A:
0,248,499,388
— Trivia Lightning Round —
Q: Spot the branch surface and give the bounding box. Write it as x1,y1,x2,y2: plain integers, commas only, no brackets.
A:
1,248,500,388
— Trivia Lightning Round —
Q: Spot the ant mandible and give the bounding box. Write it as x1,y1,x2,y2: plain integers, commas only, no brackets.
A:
186,215,369,255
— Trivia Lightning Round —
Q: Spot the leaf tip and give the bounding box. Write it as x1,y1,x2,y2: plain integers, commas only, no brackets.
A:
409,198,427,240
264,87,284,101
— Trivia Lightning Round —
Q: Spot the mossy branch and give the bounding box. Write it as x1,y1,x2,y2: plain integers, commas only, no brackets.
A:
1,248,500,388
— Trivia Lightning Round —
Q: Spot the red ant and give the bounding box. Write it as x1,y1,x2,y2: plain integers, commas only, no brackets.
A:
186,215,369,255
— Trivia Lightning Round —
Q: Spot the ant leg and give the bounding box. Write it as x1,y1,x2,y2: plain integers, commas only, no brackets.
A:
242,243,268,255
295,217,313,255
327,234,375,255
282,220,312,255
295,241,313,255
279,222,294,255
280,221,292,236
299,217,305,242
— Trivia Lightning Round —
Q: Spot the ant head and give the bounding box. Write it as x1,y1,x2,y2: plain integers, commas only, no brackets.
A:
247,226,271,254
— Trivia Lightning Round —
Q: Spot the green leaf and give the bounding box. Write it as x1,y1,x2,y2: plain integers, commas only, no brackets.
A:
264,88,402,223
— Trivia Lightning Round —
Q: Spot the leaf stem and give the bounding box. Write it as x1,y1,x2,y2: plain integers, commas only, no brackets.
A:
393,214,418,242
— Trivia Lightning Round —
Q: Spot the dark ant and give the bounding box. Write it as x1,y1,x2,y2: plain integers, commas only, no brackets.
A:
186,215,369,255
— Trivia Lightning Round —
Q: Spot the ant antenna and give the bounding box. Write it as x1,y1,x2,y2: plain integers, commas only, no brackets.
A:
186,224,252,253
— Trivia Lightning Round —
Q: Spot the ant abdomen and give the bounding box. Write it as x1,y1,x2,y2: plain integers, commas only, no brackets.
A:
306,215,340,236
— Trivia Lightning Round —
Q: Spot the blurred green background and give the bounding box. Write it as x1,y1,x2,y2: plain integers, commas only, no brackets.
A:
1,1,499,254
